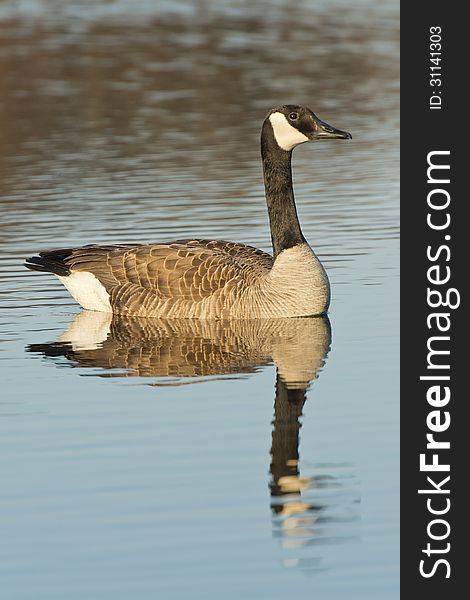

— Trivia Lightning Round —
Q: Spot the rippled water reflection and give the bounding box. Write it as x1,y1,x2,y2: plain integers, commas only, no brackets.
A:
0,1,398,598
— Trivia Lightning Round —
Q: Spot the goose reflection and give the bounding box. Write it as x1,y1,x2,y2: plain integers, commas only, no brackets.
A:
28,312,356,568
28,311,331,386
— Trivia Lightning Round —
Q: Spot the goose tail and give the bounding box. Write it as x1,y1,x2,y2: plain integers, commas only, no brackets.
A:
24,249,73,277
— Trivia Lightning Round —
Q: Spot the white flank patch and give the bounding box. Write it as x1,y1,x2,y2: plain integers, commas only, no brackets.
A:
269,112,309,151
57,271,112,313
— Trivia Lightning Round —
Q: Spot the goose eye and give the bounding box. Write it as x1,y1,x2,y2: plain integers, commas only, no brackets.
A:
288,112,299,121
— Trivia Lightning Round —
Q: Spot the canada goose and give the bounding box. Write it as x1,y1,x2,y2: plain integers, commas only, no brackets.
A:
25,105,351,318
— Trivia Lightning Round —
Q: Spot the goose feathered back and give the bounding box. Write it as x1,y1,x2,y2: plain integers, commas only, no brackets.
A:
27,239,277,318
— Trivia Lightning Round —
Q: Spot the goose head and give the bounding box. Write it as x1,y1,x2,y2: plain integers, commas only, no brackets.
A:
264,104,351,152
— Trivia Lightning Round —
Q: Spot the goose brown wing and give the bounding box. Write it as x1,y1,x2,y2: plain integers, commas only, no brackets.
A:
61,239,273,313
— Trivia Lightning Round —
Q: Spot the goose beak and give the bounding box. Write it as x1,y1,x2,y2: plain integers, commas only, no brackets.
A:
312,117,352,140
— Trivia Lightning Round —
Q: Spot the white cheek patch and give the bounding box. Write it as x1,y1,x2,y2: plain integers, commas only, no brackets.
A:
57,271,112,313
269,112,309,151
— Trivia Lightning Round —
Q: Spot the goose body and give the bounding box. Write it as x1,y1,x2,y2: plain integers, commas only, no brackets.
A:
25,105,351,318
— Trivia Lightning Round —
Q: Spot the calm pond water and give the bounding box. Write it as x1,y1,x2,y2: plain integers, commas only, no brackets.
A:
0,1,399,598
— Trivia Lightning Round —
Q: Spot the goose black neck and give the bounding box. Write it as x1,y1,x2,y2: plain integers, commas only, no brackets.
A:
261,121,306,258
